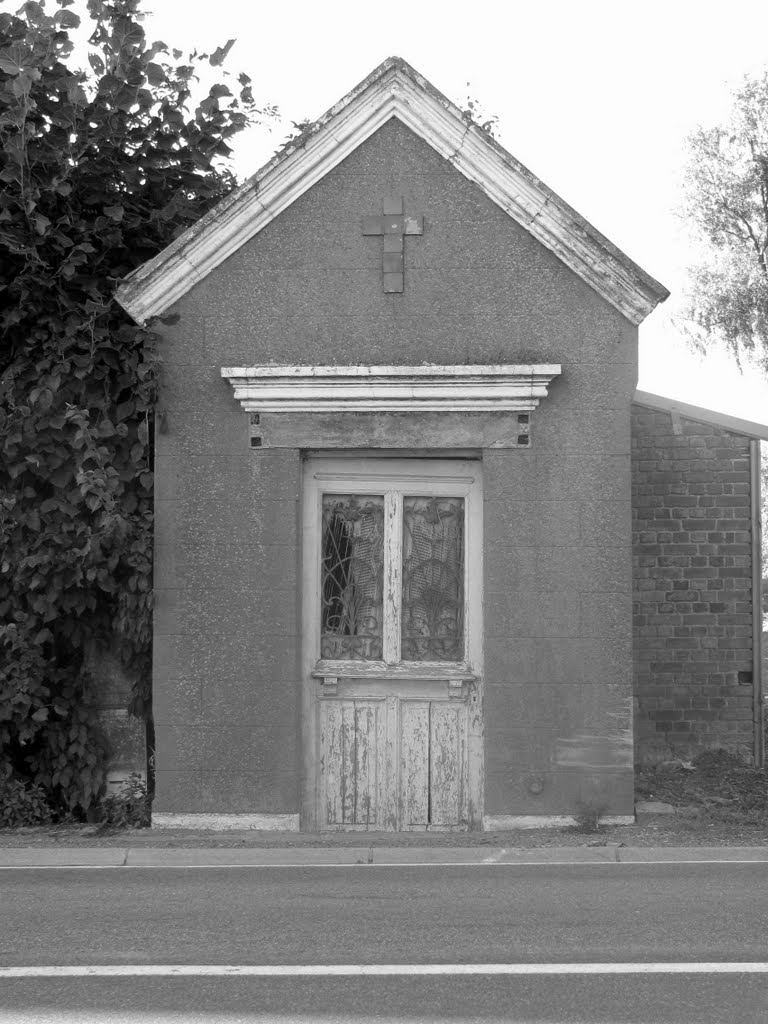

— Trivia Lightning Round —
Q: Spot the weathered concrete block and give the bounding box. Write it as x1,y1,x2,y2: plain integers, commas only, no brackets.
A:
202,678,300,731
152,587,182,635
485,500,580,549
537,544,629,593
486,682,633,738
485,766,634,816
200,771,299,814
484,546,538,598
634,800,675,816
485,592,581,639
158,372,250,458
181,586,297,638
153,724,203,773
579,594,633,639
537,454,631,504
151,677,202,726
156,635,300,688
153,769,202,813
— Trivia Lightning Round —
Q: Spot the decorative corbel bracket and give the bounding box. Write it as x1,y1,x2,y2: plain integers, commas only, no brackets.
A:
447,678,465,700
319,675,338,696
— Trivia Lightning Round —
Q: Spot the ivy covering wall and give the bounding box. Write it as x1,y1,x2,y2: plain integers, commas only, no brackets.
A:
0,0,275,814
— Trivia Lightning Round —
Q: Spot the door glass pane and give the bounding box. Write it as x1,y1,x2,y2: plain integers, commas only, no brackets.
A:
321,495,384,660
401,496,465,662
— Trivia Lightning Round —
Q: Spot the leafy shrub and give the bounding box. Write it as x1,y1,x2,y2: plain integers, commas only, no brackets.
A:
100,773,150,829
0,0,275,813
0,775,54,828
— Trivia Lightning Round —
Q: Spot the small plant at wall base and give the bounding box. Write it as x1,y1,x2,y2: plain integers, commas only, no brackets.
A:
99,773,150,829
0,0,276,815
573,800,608,834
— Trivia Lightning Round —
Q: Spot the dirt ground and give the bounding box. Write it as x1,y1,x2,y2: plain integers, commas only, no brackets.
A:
0,819,766,849
2,751,766,849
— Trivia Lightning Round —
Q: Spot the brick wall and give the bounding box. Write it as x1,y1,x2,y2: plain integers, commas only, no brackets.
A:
632,404,757,764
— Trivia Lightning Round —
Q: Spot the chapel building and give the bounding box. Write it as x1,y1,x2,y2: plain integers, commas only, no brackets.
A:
115,58,764,830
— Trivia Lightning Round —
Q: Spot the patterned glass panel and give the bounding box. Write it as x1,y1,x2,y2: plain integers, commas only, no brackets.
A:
401,496,464,662
321,495,384,661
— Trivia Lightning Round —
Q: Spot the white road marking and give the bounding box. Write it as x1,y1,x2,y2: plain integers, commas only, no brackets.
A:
2,857,768,870
2,963,768,977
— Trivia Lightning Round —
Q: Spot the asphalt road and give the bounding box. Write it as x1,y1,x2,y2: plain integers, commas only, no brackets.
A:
2,863,768,1022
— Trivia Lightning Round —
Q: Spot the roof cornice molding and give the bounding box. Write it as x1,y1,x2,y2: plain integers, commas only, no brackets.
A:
221,363,562,413
116,58,669,326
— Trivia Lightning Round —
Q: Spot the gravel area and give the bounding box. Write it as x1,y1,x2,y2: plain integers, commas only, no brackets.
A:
0,817,766,849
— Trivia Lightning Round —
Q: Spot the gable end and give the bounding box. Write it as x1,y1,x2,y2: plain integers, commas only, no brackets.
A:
116,58,669,326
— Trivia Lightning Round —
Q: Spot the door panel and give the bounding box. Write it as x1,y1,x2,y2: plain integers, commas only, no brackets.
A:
429,702,466,826
320,699,385,829
400,701,430,827
319,683,472,831
304,458,483,832
399,699,467,829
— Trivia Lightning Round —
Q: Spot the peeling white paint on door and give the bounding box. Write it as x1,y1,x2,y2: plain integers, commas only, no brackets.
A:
429,702,466,826
400,700,468,829
321,699,386,829
319,684,472,831
400,701,430,827
303,458,483,832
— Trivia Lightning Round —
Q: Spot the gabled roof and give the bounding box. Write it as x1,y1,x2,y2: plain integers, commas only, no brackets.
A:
115,57,670,325
633,389,768,441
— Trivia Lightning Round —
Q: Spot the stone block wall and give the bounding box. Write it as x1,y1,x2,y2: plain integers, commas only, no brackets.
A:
632,405,757,764
85,641,146,793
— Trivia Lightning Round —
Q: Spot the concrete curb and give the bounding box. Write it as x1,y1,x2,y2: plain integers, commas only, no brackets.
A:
2,846,768,868
0,848,127,867
125,847,375,866
617,846,768,862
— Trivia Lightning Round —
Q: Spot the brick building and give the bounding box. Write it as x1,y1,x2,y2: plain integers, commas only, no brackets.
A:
632,392,764,767
114,58,763,830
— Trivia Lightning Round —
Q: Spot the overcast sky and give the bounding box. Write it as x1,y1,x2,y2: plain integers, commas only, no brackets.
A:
106,0,768,416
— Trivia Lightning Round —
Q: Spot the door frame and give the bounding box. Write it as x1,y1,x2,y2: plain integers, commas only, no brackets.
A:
300,455,484,831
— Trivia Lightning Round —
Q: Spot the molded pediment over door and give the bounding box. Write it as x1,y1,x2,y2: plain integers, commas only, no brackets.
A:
301,457,483,831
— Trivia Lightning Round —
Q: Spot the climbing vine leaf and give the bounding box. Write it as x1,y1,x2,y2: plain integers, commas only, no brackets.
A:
0,0,276,813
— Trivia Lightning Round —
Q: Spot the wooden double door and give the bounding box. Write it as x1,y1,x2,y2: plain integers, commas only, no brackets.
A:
302,457,483,831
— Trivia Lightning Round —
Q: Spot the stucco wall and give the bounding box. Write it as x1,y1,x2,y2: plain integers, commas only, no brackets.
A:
152,117,637,819
153,441,302,814
632,405,757,764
